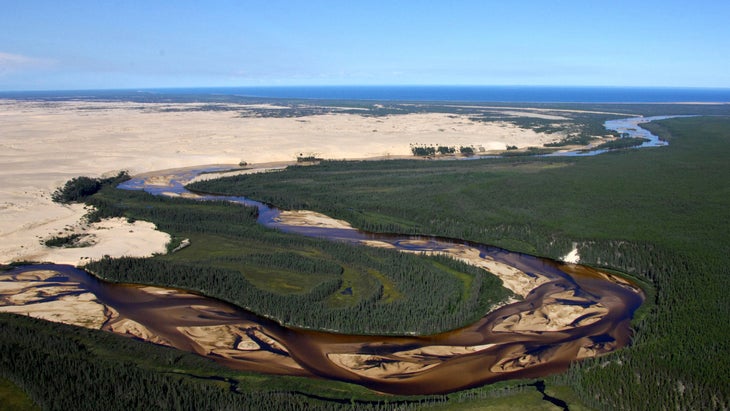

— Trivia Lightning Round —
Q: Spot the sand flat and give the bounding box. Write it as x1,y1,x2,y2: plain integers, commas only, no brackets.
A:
275,210,355,230
0,291,107,328
327,353,441,379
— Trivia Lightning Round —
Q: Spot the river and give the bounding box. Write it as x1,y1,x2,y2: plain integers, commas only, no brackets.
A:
0,116,666,394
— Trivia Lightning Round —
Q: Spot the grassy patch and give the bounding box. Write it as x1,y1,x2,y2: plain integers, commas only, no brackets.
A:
432,261,473,301
364,268,403,302
543,385,595,411
430,390,552,411
0,378,39,411
433,381,594,411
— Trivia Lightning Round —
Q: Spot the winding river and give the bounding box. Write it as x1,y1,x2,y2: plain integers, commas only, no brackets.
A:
0,116,665,395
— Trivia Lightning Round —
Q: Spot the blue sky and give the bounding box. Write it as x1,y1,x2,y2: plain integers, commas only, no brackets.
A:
1,0,729,90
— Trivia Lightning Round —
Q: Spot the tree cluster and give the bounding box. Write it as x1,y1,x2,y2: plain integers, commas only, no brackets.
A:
51,171,129,203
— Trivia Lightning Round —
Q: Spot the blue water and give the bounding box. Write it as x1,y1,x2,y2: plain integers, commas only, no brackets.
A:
2,85,730,103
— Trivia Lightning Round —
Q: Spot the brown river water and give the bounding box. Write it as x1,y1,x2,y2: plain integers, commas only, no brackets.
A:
1,167,644,395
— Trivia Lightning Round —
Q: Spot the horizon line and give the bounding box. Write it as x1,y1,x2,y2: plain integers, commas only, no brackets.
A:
3,84,730,94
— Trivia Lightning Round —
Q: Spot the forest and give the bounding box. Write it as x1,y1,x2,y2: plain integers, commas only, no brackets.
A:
79,186,512,335
2,114,729,410
188,116,730,410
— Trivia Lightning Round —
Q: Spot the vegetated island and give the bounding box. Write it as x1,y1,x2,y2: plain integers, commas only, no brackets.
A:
0,97,729,410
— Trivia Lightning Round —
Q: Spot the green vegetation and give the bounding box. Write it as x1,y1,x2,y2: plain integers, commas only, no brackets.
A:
43,234,88,248
410,145,474,157
296,155,323,162
51,171,129,204
459,146,474,155
189,116,730,410
411,145,436,156
426,381,593,411
0,377,39,411
589,136,649,151
500,146,556,156
79,186,511,335
544,134,596,147
437,145,456,155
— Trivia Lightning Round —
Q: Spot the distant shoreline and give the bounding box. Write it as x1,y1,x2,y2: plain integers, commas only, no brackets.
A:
2,85,730,103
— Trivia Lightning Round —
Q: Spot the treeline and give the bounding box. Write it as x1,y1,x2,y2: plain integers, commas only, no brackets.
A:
188,116,730,410
410,145,474,156
590,136,649,151
544,134,594,147
84,186,259,230
51,171,130,203
499,147,555,156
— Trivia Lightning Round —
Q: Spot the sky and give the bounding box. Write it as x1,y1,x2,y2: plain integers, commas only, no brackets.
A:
1,0,729,90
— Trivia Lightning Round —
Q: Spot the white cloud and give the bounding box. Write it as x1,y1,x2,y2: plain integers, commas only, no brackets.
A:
0,52,54,74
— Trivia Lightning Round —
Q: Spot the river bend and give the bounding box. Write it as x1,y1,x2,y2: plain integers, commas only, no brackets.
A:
0,116,666,394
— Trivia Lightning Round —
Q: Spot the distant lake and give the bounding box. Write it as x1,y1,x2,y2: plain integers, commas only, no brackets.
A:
3,85,730,103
